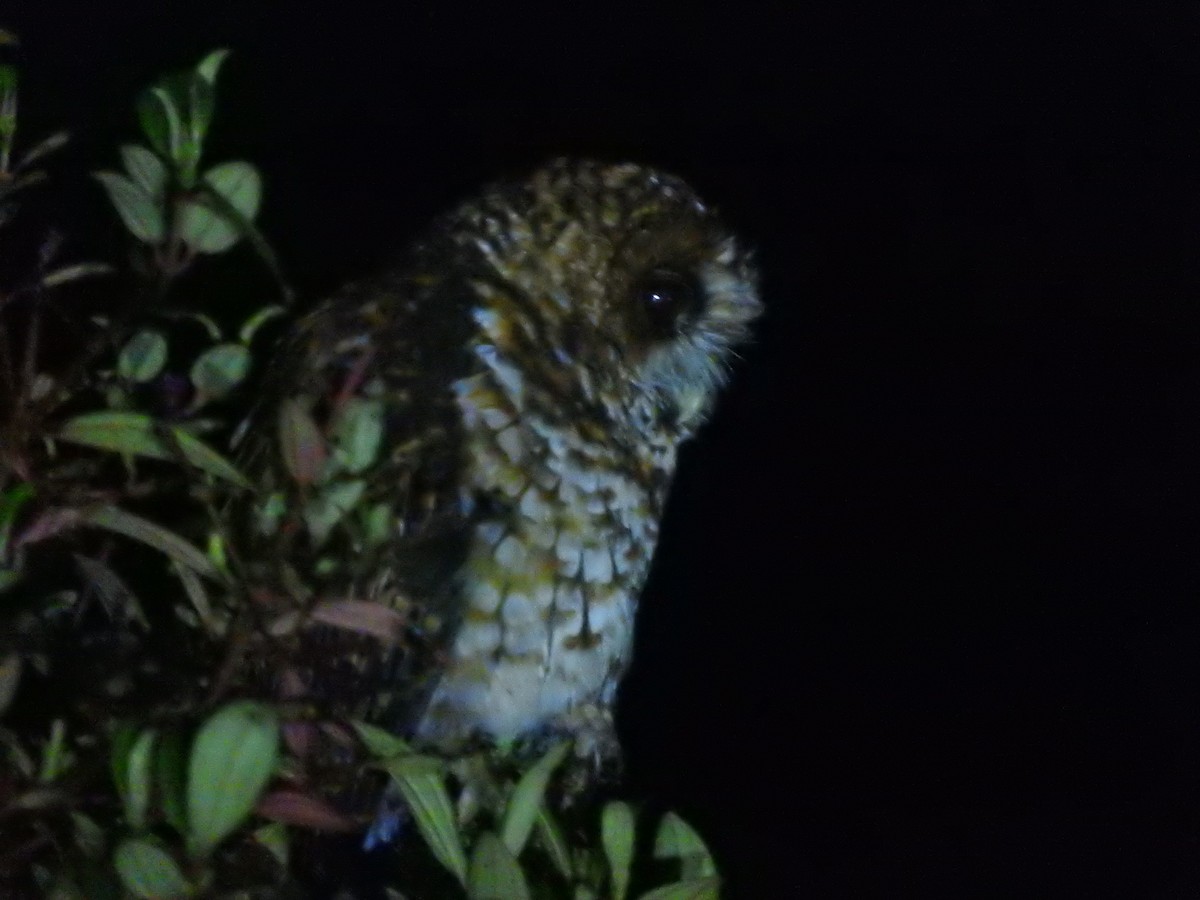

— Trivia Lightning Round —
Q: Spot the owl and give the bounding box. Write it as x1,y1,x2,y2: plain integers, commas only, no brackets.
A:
236,159,761,772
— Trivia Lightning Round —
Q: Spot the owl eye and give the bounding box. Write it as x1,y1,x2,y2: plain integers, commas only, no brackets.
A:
634,269,703,338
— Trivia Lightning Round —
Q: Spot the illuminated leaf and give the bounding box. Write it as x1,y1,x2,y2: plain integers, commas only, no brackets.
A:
119,144,168,201
351,720,413,759
654,812,716,879
602,801,636,900
59,411,251,489
118,330,168,383
190,342,250,399
186,700,279,857
277,399,326,485
176,161,261,254
635,877,721,900
81,505,219,580
113,838,190,899
382,755,466,885
500,741,570,856
92,172,164,244
468,831,530,900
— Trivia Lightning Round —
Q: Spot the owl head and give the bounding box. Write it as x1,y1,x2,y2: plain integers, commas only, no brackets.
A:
448,159,762,445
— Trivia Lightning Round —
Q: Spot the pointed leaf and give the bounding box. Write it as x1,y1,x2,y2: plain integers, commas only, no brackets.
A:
0,653,21,716
188,73,216,150
176,161,261,254
351,720,412,759
122,728,158,830
117,330,168,383
468,831,531,900
186,700,279,857
119,144,168,201
135,85,182,161
81,504,219,580
238,305,285,344
190,342,250,399
255,790,356,831
196,48,231,86
70,812,106,860
16,130,69,171
253,821,289,867
93,172,164,244
113,838,190,900
654,813,716,879
383,755,466,885
635,877,721,900
59,412,251,489
73,554,148,627
42,261,115,288
278,399,326,485
155,729,188,835
332,398,384,474
602,801,636,900
310,599,404,643
304,479,365,545
535,806,573,881
500,740,570,856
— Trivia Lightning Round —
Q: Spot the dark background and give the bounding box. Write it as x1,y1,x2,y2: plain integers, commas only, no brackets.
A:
6,3,1200,896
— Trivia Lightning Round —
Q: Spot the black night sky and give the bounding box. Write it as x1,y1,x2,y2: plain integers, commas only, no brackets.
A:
6,3,1200,897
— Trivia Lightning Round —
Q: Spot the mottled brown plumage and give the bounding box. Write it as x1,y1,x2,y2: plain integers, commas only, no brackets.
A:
238,159,760,762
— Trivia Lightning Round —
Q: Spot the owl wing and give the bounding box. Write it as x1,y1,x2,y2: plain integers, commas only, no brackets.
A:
236,257,485,728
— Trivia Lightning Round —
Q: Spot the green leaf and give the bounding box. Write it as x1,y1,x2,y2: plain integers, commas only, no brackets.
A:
0,653,21,716
119,144,168,201
196,49,231,86
37,718,69,783
602,801,636,900
383,755,467,885
654,813,716,880
59,412,251,489
186,700,279,858
70,811,106,860
182,311,223,341
110,725,156,828
277,399,327,486
467,831,531,900
500,740,570,856
238,305,285,344
303,479,365,546
60,410,166,458
635,877,721,900
118,330,168,383
81,504,220,581
41,261,116,288
351,720,413,759
332,398,385,474
113,838,191,899
155,729,189,835
0,481,34,560
176,161,261,254
252,821,289,868
123,727,158,830
110,724,138,810
189,342,250,399
135,85,183,162
534,806,573,881
170,430,253,489
187,74,216,152
16,130,69,171
92,172,164,244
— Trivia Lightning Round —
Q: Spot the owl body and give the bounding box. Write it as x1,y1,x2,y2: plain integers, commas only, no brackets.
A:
241,160,760,754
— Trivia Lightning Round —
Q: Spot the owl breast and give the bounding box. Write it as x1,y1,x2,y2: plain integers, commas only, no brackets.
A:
417,301,677,745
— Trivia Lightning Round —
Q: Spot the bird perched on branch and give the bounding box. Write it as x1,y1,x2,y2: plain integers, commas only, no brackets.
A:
236,158,761,779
